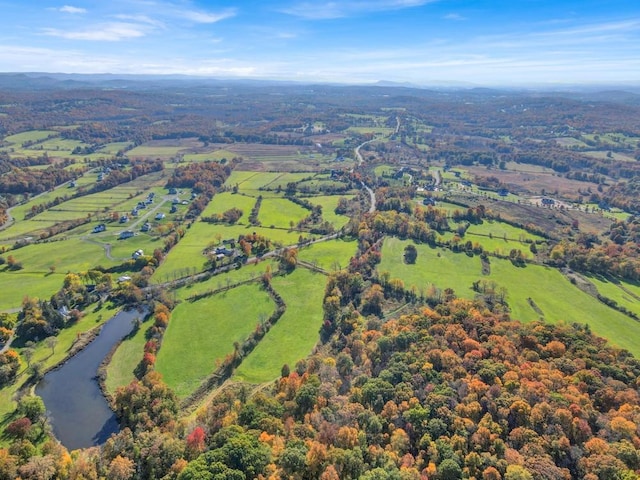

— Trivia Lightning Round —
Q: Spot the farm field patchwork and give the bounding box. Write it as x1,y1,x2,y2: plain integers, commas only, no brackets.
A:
234,268,326,383
156,283,275,398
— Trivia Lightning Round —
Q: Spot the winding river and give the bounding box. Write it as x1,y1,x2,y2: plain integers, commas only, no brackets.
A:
36,309,143,450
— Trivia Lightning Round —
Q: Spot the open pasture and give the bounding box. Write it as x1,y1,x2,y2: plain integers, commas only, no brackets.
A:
173,259,278,302
26,138,86,152
234,268,325,383
379,237,482,298
128,138,204,158
582,150,638,162
587,275,640,318
98,142,133,154
347,126,394,135
231,172,284,191
207,143,337,171
156,283,275,397
306,195,353,229
8,236,108,271
379,237,640,356
0,272,66,311
296,177,347,192
554,137,589,148
225,171,263,188
200,192,257,219
259,172,311,190
298,237,357,271
488,259,640,357
4,130,59,145
257,198,309,228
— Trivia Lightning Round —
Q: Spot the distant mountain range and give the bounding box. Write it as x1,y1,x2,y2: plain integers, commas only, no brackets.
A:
0,72,639,100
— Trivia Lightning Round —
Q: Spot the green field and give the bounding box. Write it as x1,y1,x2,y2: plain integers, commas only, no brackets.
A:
378,237,482,298
298,238,357,271
152,221,311,283
156,283,275,397
128,145,185,157
307,195,353,229
258,172,310,190
258,198,309,228
181,149,238,162
587,275,640,318
378,237,640,357
200,192,259,220
174,259,278,301
488,259,640,356
4,130,58,144
225,171,263,187
234,268,326,383
231,172,284,191
104,319,149,395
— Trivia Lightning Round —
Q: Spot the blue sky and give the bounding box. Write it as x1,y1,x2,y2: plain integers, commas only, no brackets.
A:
1,0,639,85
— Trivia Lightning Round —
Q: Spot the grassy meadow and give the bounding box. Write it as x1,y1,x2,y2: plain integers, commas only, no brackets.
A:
378,236,640,357
156,283,275,398
234,268,326,383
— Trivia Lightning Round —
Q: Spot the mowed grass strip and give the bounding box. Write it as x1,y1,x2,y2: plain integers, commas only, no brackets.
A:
155,283,275,398
234,268,325,383
104,317,149,395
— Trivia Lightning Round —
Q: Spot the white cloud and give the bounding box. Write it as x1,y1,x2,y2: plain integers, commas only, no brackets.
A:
112,14,166,28
59,5,87,14
178,8,236,24
444,13,465,21
42,22,148,41
280,0,436,20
